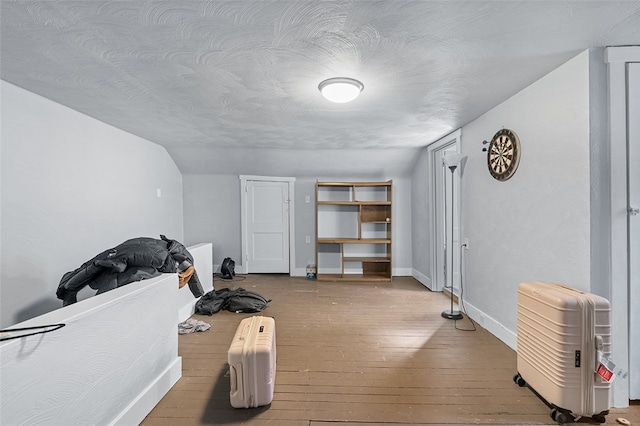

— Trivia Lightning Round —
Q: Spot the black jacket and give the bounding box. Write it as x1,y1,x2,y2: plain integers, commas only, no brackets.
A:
56,236,204,306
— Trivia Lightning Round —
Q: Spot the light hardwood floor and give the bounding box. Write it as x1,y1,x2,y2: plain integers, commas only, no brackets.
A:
142,275,639,426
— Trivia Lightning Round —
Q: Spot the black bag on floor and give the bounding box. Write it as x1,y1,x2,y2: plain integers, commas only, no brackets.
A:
195,288,236,315
195,287,270,315
220,257,236,279
225,289,270,313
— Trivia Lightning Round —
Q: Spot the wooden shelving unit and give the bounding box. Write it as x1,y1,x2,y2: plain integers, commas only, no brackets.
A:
315,180,392,282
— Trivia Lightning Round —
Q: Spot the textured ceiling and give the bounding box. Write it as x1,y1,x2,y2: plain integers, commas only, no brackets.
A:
2,1,640,177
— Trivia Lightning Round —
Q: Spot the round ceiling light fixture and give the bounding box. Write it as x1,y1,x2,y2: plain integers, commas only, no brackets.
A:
318,77,364,103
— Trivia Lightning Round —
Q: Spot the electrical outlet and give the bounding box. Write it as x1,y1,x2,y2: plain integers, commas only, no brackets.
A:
305,235,311,244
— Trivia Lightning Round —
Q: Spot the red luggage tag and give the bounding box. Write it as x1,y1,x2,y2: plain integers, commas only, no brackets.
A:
596,354,616,382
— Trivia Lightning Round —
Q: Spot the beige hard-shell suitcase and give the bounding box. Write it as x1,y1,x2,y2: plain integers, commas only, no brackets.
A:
228,316,276,408
514,282,611,424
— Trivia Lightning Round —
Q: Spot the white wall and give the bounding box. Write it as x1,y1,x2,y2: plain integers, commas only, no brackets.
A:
587,47,610,299
0,81,184,328
390,176,413,275
459,51,592,347
0,274,181,426
410,147,432,285
183,173,413,276
182,174,241,271
295,177,321,273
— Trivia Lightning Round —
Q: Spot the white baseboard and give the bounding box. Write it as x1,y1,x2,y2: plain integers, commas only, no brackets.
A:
111,357,182,426
462,301,517,351
237,267,421,280
293,267,307,277
293,267,413,278
412,269,433,289
217,263,248,275
178,300,198,322
393,267,413,276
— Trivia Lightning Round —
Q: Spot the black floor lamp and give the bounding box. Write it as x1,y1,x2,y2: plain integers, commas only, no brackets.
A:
441,153,466,320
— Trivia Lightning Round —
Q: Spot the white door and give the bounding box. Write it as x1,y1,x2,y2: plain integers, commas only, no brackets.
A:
434,143,459,293
245,180,290,273
628,62,640,400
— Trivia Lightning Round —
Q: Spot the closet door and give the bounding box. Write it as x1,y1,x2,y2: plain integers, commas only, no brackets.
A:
244,179,290,273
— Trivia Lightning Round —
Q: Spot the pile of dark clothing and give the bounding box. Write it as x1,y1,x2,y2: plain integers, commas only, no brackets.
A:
195,288,270,315
56,235,204,306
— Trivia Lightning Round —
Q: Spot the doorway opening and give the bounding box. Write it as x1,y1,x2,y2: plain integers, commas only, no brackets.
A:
427,130,462,294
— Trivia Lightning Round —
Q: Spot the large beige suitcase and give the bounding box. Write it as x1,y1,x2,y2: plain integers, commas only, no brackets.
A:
228,316,276,408
514,282,611,424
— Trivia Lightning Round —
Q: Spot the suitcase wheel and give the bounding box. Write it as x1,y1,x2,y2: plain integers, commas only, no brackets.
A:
513,373,526,387
550,408,574,424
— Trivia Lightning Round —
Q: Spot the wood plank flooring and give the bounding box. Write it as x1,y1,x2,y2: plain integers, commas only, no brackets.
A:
141,275,639,426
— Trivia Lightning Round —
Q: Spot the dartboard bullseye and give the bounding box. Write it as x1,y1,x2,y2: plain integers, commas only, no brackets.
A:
487,129,521,181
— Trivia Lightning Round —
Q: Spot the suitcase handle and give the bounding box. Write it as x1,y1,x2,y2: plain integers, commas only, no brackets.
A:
230,364,240,395
595,335,603,371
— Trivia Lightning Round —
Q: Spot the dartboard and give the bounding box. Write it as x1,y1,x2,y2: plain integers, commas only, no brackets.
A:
487,128,521,181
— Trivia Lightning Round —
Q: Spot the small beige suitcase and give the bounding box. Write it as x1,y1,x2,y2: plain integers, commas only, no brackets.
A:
514,282,611,424
228,316,276,408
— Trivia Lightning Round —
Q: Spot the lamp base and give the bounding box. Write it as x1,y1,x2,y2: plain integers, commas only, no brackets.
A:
441,310,463,320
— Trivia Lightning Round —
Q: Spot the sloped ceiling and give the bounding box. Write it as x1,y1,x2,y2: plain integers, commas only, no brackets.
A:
2,1,639,177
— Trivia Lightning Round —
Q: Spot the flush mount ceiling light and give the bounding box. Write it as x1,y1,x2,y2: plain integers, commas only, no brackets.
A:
318,77,364,103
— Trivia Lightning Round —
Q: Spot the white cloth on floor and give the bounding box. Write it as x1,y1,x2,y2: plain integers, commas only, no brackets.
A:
178,318,211,334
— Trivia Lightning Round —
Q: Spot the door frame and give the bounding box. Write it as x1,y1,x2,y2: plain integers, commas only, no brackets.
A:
628,62,640,402
427,129,462,292
605,46,640,406
239,175,296,275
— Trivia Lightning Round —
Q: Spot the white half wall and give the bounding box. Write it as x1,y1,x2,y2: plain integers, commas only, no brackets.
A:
0,81,184,328
460,50,592,348
0,274,181,426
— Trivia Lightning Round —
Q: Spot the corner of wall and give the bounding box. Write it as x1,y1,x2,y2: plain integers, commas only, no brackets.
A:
463,301,517,351
411,269,432,289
